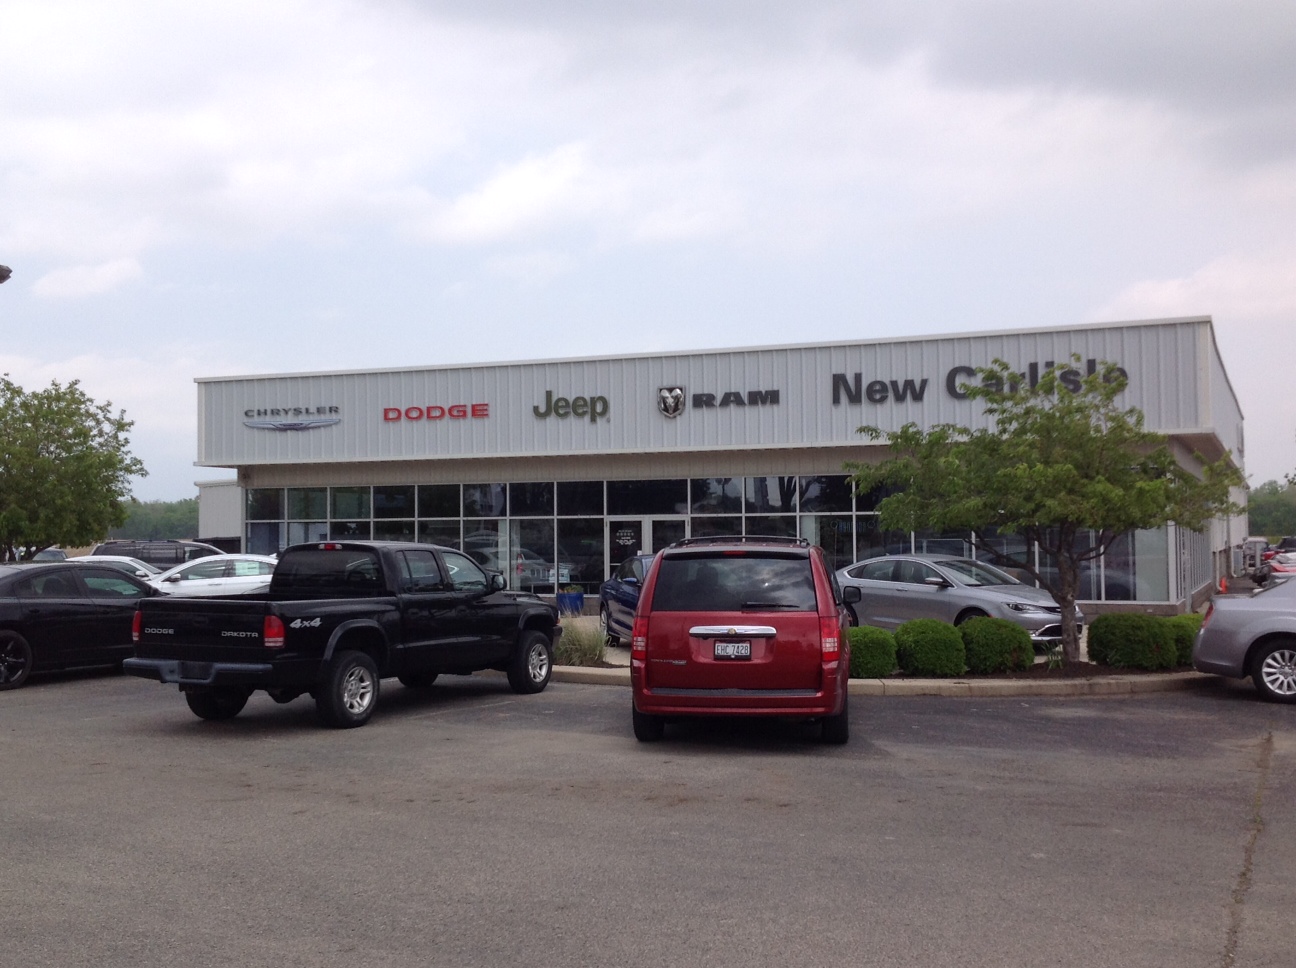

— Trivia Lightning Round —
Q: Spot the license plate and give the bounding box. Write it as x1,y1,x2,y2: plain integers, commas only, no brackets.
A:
714,640,751,659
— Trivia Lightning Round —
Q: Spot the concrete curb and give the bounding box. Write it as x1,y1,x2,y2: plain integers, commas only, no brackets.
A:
552,665,1215,697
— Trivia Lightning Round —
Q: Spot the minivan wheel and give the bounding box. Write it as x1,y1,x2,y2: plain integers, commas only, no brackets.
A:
820,690,850,745
185,687,251,721
507,631,553,694
1252,641,1296,703
316,651,379,728
632,702,665,742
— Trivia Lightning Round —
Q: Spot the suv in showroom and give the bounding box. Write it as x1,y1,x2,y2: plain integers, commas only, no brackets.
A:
629,536,851,744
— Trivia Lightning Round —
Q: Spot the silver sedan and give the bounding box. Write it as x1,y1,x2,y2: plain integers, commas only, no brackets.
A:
1193,578,1296,702
836,554,1082,645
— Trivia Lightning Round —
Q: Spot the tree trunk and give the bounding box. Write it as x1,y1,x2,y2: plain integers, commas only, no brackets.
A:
1054,552,1083,664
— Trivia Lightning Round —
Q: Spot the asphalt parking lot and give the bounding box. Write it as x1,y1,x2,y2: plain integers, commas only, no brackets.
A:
2,672,1294,968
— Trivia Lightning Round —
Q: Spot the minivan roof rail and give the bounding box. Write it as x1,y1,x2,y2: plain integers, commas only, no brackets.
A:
670,535,810,549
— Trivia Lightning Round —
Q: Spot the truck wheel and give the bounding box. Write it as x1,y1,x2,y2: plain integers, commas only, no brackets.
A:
316,651,380,728
820,690,850,745
506,631,552,694
632,701,665,742
185,687,250,721
398,672,438,689
0,632,33,690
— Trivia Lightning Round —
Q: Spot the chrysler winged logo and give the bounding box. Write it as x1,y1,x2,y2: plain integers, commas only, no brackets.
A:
243,418,341,432
657,386,685,418
243,406,342,432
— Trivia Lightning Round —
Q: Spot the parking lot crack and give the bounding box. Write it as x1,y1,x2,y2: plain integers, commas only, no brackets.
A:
1220,730,1273,968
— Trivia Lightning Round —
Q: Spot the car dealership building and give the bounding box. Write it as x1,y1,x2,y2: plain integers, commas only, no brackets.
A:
196,315,1246,611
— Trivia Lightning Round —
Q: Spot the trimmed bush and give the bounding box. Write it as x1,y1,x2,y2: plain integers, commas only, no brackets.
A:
960,617,1035,674
895,619,965,677
1087,613,1177,670
1165,613,1204,667
848,625,898,678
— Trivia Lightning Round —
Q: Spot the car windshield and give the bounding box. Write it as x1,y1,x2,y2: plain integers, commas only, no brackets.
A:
935,558,1021,587
651,554,817,611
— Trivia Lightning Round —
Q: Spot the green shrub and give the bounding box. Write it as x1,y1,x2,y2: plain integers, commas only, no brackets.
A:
960,617,1035,674
847,625,897,678
1165,613,1204,667
554,616,605,667
895,619,965,677
1087,613,1177,670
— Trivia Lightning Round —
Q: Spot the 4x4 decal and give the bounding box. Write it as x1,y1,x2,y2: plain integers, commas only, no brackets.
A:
289,617,322,629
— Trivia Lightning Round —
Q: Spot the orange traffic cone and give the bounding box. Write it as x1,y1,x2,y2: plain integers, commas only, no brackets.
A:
1218,576,1228,594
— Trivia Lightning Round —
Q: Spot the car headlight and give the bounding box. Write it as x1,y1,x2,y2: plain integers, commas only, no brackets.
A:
1006,602,1049,613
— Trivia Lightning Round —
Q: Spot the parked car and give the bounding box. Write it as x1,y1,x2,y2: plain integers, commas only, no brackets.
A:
31,548,68,561
148,554,278,597
0,562,162,689
68,555,163,580
836,554,1082,646
1254,552,1296,587
1193,578,1296,702
599,554,655,646
629,535,851,744
91,539,225,567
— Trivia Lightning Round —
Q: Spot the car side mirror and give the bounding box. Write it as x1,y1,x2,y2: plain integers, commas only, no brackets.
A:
164,575,182,583
924,576,952,588
490,572,506,592
842,585,862,603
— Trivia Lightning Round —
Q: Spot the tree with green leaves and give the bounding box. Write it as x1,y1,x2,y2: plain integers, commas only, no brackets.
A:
110,498,199,541
846,358,1243,664
1248,480,1296,540
0,375,147,560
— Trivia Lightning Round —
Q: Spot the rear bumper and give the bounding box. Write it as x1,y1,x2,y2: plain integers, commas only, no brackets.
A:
123,657,302,688
632,659,846,717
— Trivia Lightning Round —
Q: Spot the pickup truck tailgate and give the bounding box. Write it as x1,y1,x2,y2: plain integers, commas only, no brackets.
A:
136,598,274,662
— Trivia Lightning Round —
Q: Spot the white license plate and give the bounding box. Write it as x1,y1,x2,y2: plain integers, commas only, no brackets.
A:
714,640,751,659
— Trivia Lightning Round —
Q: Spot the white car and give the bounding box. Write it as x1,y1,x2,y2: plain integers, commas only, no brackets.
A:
68,555,164,580
149,554,278,597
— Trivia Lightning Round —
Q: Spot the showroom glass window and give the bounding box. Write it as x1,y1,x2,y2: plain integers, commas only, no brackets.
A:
690,478,742,514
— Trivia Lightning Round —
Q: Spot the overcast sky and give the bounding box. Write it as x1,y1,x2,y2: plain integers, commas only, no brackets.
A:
2,0,1294,501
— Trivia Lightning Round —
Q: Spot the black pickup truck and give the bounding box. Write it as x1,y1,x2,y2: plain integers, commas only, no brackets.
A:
124,541,562,728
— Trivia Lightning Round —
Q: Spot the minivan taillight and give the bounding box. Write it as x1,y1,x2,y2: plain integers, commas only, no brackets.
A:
264,615,286,649
132,610,142,643
820,616,840,658
631,615,648,659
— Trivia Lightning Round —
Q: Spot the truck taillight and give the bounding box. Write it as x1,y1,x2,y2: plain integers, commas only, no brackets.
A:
820,616,840,657
132,610,142,643
264,615,286,649
631,616,648,659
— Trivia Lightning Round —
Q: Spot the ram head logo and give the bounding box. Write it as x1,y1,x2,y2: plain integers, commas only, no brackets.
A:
657,386,685,419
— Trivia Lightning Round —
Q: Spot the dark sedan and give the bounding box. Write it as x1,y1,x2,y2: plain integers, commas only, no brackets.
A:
599,554,655,646
0,562,162,689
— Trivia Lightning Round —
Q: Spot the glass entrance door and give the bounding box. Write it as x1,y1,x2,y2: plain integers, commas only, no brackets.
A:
606,518,688,576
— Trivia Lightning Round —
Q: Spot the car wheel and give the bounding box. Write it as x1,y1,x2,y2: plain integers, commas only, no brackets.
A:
184,687,250,721
955,609,988,626
316,651,380,728
398,672,439,689
599,607,620,647
820,690,850,745
1251,641,1296,703
632,701,665,742
506,631,552,694
0,632,34,690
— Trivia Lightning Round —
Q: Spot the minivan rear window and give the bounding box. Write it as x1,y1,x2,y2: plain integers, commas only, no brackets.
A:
651,555,817,611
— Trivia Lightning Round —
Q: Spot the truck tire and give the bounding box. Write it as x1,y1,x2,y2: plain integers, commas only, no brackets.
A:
0,632,34,690
398,672,438,689
316,651,380,728
185,687,250,721
506,630,552,694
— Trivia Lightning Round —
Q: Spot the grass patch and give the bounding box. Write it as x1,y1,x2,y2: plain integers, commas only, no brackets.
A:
555,615,606,667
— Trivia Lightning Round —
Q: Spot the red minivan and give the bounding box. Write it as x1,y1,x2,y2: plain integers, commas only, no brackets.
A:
630,536,851,744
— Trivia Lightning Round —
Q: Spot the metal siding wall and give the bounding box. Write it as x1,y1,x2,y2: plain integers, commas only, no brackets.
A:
198,318,1214,468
